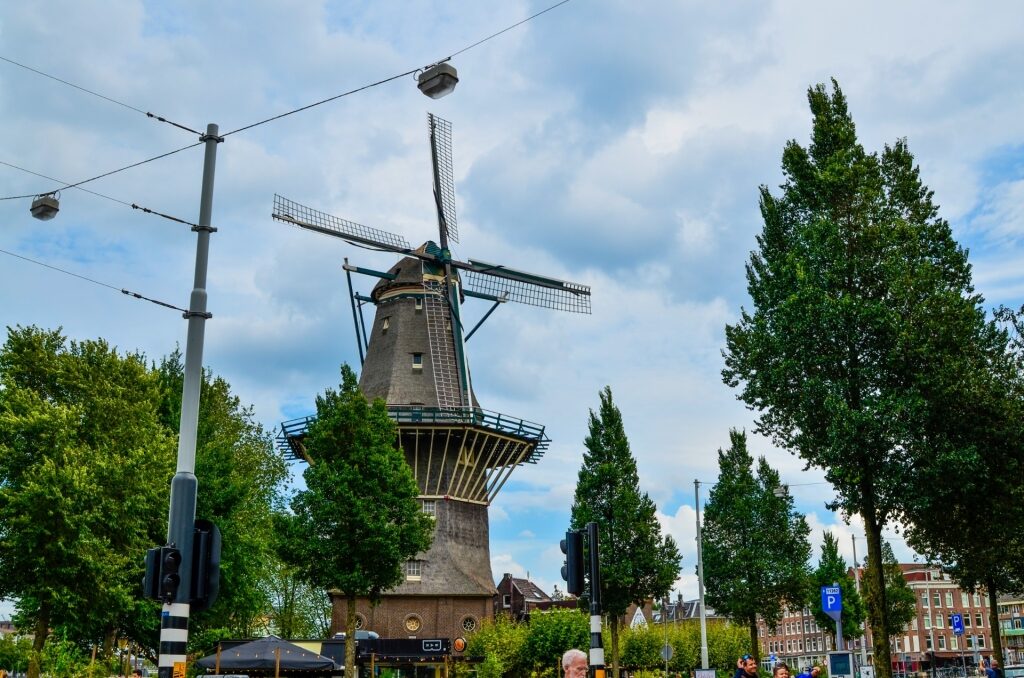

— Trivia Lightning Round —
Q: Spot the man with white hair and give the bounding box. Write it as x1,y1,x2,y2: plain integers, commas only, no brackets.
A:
563,648,588,678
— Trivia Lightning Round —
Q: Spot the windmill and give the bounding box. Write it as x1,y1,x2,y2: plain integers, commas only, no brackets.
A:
273,113,590,641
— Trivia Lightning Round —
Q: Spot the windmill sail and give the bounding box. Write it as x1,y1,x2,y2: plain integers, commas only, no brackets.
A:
272,194,412,254
422,270,466,410
428,114,458,245
460,260,591,314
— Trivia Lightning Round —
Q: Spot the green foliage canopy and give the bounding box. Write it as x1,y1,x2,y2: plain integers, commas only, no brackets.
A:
701,429,811,662
571,386,681,678
810,533,866,640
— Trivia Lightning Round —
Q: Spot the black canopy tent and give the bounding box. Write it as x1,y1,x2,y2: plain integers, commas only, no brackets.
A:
196,636,336,675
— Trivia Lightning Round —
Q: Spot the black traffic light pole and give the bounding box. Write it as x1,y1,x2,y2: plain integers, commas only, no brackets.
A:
561,523,606,678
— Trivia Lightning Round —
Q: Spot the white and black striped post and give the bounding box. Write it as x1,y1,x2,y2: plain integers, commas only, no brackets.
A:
159,122,220,678
586,521,606,678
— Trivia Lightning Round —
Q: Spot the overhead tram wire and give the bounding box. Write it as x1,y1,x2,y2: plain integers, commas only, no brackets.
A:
0,0,574,199
0,247,189,314
0,159,199,228
221,0,574,137
0,55,202,135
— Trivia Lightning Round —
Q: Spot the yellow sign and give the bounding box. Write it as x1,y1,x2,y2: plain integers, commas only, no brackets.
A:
173,661,186,678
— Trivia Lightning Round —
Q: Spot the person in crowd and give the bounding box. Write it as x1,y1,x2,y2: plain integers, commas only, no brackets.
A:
986,659,1003,678
735,654,759,678
773,662,791,678
563,648,588,678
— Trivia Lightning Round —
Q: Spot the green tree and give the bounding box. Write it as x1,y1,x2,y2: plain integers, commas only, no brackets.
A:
722,80,996,678
279,365,434,676
463,615,529,678
810,533,866,641
0,326,175,678
153,351,290,654
701,429,812,662
570,386,682,678
862,542,915,641
524,607,589,672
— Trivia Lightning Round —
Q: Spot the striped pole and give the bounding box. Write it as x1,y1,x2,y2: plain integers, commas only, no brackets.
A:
587,522,605,678
158,123,220,678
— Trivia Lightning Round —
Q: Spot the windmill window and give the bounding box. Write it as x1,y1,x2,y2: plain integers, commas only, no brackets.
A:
381,317,391,332
415,297,423,310
403,561,422,581
462,616,478,632
412,353,423,370
422,499,436,517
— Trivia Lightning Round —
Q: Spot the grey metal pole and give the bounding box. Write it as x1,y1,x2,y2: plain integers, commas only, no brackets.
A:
852,536,868,668
158,122,220,678
696,479,709,669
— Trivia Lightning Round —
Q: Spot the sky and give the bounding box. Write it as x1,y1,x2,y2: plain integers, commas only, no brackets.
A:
1,1,1023,620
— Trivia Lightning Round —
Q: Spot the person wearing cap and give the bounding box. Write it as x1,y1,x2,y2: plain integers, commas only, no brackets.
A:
735,654,759,678
986,659,1003,678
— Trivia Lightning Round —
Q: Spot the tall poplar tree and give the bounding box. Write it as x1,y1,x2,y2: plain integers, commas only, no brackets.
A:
701,429,811,661
571,386,681,678
280,365,434,677
722,80,997,678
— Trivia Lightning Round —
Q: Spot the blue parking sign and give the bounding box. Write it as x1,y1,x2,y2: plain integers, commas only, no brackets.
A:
821,585,843,622
951,613,964,636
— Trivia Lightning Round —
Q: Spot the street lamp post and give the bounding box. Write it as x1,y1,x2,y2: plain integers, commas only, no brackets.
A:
696,479,709,669
157,122,221,678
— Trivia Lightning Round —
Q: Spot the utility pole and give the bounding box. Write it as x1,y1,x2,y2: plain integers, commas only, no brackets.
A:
158,122,221,678
852,536,868,668
696,479,709,669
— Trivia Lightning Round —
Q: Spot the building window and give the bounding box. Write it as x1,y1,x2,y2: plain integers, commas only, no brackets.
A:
924,615,931,630
922,593,930,608
974,594,982,607
978,635,985,648
355,614,366,630
946,592,954,607
967,636,975,649
912,618,919,631
381,317,391,332
462,616,478,632
502,594,511,608
415,297,423,310
934,593,942,608
963,592,970,607
804,620,810,633
952,636,959,650
404,614,422,633
938,635,946,650
926,636,933,650
412,353,423,370
976,613,984,627
965,614,972,627
937,614,945,628
403,560,422,581
422,499,436,517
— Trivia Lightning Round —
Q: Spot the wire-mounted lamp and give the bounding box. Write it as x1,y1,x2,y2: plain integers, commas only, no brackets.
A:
417,62,459,99
30,192,60,220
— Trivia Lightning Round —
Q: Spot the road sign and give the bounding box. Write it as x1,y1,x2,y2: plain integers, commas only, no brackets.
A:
822,585,843,622
661,644,674,662
952,613,965,636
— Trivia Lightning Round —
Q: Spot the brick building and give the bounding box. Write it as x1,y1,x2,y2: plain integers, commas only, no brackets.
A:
495,573,555,621
755,564,997,673
997,595,1024,664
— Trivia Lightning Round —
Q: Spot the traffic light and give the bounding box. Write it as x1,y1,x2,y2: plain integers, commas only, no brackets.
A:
159,546,182,602
143,547,162,600
560,529,584,596
190,520,221,613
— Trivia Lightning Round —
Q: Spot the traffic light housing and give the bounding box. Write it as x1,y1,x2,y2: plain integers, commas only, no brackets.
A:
190,520,221,613
159,546,182,602
560,529,584,596
143,547,161,600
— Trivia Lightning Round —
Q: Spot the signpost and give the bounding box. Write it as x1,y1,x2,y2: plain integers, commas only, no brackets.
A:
822,584,844,651
952,614,966,677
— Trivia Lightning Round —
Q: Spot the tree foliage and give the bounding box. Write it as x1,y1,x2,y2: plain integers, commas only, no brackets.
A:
701,429,811,662
570,386,682,678
862,542,916,640
523,607,589,671
0,326,175,677
810,533,866,640
279,364,434,676
154,351,290,650
722,79,999,678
